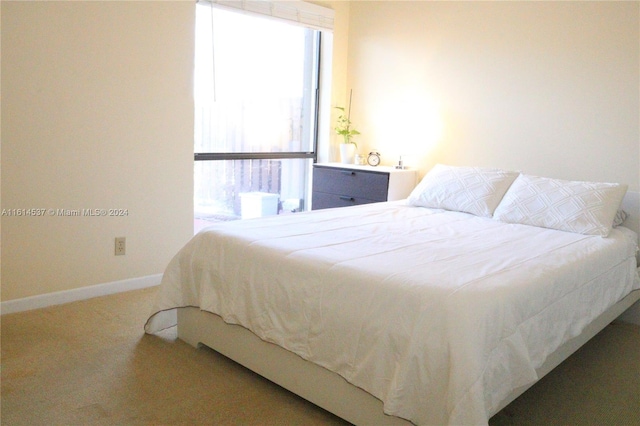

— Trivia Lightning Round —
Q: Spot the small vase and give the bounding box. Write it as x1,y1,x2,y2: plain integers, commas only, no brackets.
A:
339,143,356,164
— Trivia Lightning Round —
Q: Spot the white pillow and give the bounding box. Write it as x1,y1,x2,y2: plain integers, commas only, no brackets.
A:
407,164,519,217
493,174,628,237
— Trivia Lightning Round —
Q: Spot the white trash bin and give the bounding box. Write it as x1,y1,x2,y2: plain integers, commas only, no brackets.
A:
240,192,279,219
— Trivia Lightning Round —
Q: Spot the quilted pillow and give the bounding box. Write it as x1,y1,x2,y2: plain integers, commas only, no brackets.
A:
407,164,519,217
493,174,628,237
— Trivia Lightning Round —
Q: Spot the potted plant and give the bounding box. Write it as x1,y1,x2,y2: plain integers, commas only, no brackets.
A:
335,91,360,164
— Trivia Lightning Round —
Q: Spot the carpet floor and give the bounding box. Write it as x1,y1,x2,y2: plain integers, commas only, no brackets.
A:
1,286,639,425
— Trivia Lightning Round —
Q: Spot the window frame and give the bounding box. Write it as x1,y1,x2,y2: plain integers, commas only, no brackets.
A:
193,4,326,228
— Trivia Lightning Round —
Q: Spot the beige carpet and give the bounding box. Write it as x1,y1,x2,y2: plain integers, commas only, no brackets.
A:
1,287,639,426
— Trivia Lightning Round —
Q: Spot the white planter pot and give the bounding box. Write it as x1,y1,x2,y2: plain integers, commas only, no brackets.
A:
339,143,356,164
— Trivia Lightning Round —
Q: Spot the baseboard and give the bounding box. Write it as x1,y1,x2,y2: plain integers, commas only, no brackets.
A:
617,299,640,326
0,274,162,315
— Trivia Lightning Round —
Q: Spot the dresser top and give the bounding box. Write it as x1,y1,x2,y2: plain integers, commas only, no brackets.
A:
315,162,417,174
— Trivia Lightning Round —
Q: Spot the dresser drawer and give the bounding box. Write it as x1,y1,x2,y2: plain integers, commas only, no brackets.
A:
311,191,382,210
312,166,389,201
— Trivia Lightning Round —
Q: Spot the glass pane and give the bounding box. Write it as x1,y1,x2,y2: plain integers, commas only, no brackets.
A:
194,158,312,233
194,6,318,154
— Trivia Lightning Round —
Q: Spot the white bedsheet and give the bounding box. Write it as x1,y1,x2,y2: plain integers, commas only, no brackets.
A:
146,201,639,425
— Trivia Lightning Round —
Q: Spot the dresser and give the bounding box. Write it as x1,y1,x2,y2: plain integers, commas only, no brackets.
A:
311,163,417,210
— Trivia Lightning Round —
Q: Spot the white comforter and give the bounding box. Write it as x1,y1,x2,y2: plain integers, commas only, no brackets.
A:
146,201,639,425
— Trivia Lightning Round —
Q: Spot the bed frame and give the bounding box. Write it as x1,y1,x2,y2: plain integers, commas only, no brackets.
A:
177,191,640,425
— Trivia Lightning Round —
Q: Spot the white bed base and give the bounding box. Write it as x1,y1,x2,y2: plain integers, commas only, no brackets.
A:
177,289,640,425
177,191,640,425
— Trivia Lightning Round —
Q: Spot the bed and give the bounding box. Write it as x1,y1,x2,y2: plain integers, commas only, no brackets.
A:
146,165,640,425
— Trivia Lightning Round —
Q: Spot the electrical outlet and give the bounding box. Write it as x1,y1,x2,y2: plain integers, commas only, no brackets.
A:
115,237,126,256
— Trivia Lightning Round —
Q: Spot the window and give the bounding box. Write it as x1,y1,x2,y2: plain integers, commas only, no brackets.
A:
194,1,331,233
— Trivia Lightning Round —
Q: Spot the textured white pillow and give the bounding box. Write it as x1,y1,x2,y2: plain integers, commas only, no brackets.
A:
407,164,519,217
493,174,628,237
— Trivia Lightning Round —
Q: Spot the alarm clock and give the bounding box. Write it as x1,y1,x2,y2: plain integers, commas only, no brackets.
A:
367,151,381,166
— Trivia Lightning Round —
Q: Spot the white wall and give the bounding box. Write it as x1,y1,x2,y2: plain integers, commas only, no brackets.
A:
346,1,639,190
1,1,195,301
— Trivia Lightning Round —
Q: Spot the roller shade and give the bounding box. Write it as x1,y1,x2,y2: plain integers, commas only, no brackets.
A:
199,0,334,31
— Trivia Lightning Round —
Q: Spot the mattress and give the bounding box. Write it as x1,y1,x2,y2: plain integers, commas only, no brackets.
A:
146,200,639,425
